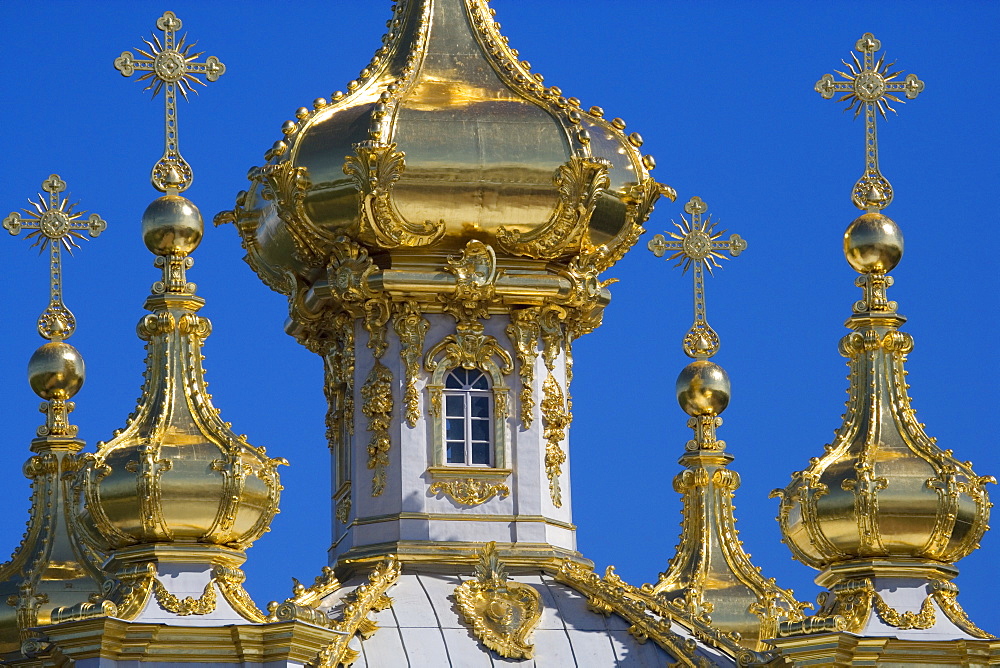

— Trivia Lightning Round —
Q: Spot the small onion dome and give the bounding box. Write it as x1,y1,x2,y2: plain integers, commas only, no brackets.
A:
76,436,283,551
28,341,85,401
142,195,204,256
74,308,285,551
775,329,994,572
229,0,666,288
843,212,903,274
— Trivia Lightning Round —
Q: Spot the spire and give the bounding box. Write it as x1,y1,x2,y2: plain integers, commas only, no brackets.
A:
67,12,283,625
644,197,806,652
0,176,106,655
773,34,995,643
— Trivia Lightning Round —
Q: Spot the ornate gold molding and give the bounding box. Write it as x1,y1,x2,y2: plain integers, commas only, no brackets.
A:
151,577,217,616
393,300,428,428
267,564,342,627
314,557,401,668
455,542,541,660
335,482,352,525
256,161,333,267
541,373,569,508
555,561,721,667
361,361,393,497
429,478,510,506
344,141,444,248
495,156,610,259
506,309,540,429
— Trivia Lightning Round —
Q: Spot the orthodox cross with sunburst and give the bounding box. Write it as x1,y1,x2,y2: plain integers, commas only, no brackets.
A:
648,196,746,359
3,175,106,340
114,11,226,193
815,33,924,211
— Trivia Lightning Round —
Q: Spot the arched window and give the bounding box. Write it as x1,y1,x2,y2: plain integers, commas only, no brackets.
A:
443,368,493,466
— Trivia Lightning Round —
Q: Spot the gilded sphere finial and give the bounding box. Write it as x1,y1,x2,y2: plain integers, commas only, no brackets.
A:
844,212,903,274
142,195,203,256
676,360,730,417
28,341,85,401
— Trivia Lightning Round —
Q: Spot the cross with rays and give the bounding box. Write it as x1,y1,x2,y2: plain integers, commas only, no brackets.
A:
3,175,106,341
114,11,226,193
815,33,924,212
648,196,746,359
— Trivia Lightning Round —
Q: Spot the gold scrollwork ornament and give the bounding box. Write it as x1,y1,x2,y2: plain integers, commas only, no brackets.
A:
429,479,509,506
455,542,541,660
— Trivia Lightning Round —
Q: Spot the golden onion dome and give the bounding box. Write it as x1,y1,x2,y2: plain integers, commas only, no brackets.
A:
774,213,994,576
225,0,671,291
74,196,286,552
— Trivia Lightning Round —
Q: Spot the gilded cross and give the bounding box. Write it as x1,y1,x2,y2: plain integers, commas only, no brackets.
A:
114,11,226,193
815,33,924,211
648,196,746,359
3,175,107,340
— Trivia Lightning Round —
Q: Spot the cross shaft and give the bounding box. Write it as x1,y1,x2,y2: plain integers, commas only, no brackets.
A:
815,33,924,211
3,175,106,340
648,196,746,359
114,11,226,193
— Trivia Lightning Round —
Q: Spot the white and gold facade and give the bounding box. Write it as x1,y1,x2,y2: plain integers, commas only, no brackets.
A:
0,3,995,667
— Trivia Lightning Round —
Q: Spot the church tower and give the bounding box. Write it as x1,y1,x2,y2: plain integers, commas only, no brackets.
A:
221,0,670,572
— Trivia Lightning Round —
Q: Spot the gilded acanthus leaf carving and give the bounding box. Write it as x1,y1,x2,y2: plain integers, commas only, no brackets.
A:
455,542,541,660
506,309,540,429
540,373,569,508
495,156,610,259
257,161,333,267
361,361,393,497
393,300,429,428
344,141,445,248
429,478,510,506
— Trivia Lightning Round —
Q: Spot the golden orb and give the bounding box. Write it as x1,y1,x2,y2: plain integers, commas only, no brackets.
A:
142,195,203,256
676,360,730,417
28,341,85,401
843,212,903,274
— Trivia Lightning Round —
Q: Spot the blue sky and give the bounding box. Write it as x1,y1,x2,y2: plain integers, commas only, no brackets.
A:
0,1,997,630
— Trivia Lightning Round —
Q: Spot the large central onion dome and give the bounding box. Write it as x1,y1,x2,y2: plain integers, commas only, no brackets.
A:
222,0,671,299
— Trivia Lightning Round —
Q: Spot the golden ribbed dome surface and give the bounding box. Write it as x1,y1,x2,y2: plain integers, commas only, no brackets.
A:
228,0,666,290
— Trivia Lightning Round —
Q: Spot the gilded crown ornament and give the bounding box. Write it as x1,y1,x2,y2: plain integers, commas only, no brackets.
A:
814,32,924,211
114,11,226,193
772,34,994,642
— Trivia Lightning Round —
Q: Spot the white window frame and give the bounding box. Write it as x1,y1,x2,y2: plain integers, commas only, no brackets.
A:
442,369,494,467
427,363,509,470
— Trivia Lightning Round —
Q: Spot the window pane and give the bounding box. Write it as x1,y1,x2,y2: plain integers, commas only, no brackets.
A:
470,371,489,390
471,442,490,465
445,395,464,417
446,418,464,441
470,395,489,418
445,370,464,388
471,419,490,442
447,442,465,464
